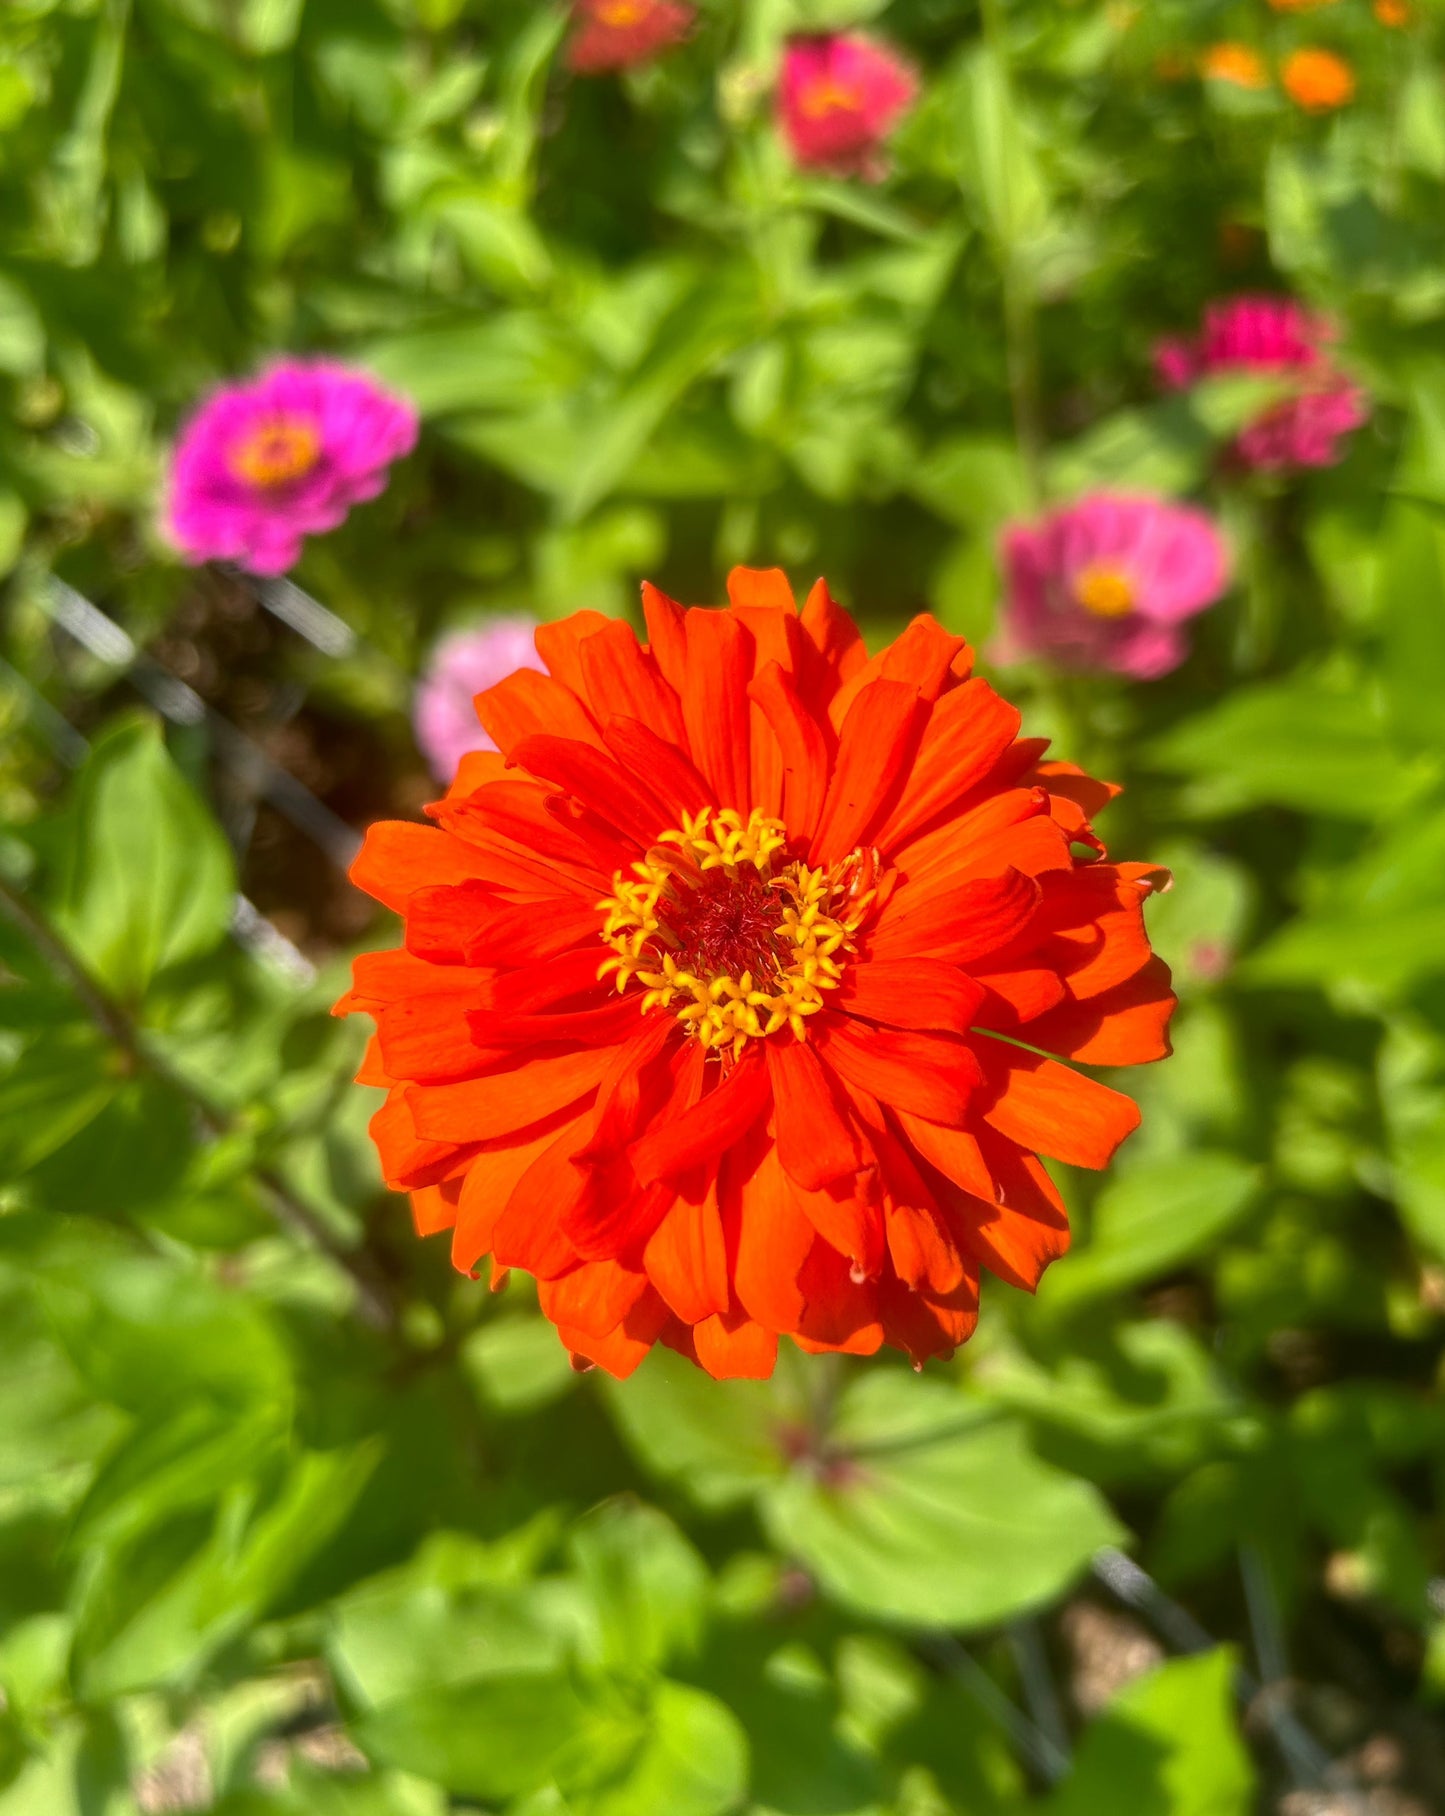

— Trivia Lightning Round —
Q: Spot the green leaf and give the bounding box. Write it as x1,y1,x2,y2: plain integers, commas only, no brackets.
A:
569,1500,708,1675
1379,499,1445,751
602,1349,792,1511
353,1670,619,1801
72,1443,379,1700
0,1024,117,1179
54,716,235,1005
1039,1155,1261,1314
1148,677,1433,820
762,1372,1122,1630
1046,1650,1253,1816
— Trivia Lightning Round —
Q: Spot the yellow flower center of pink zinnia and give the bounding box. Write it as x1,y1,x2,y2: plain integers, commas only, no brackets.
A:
598,807,875,1058
596,0,648,23
1074,565,1137,618
799,77,865,120
229,416,322,489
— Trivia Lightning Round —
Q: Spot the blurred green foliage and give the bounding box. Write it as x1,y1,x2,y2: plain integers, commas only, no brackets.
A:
4,0,1445,1811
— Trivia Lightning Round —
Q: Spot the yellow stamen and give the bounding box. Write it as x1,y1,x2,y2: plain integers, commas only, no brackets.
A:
597,806,875,1058
596,0,648,23
799,77,864,120
229,416,322,489
1073,564,1136,618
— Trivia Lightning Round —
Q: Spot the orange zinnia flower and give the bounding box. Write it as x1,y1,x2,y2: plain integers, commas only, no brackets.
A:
1282,47,1355,110
339,571,1175,1380
1200,43,1269,90
1373,0,1409,26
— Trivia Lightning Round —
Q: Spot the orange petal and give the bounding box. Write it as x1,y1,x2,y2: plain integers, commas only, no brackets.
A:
510,734,665,849
579,618,687,748
839,959,984,1035
970,965,1067,1031
827,613,966,732
539,1258,650,1339
730,1136,814,1331
693,1310,779,1379
877,1270,979,1363
602,717,712,822
631,1049,771,1186
475,668,604,757
640,581,688,692
766,1039,864,1191
798,577,867,704
873,680,1022,853
408,1046,612,1142
349,822,504,917
555,1287,670,1379
1027,956,1176,1065
748,660,829,840
893,1108,996,1201
405,883,599,968
336,949,477,1017
727,566,796,611
682,608,752,813
378,987,492,1083
451,1108,586,1274
817,1021,981,1127
793,1239,885,1355
810,678,923,865
644,1181,731,1324
789,1172,886,1278
534,611,612,696
870,868,1042,970
977,1044,1141,1170
369,1088,475,1192
410,1177,462,1237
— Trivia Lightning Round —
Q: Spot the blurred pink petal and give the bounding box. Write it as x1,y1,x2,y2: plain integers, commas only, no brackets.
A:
996,492,1230,680
1152,294,1368,471
165,359,417,576
414,618,546,783
778,33,917,177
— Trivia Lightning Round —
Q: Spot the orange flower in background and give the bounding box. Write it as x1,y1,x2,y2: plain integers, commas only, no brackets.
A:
339,572,1175,1379
1373,0,1410,25
1282,47,1355,110
1201,43,1269,90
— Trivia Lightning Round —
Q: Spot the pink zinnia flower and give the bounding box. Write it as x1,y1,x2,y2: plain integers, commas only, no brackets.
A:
567,0,694,73
1154,295,1368,471
777,33,917,178
166,360,417,577
996,493,1231,680
413,618,545,783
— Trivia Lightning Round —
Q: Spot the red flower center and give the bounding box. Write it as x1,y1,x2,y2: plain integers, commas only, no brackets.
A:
599,807,875,1057
656,865,787,980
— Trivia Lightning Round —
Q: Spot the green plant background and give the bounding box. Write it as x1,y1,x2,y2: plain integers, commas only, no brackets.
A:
3,1,1445,1811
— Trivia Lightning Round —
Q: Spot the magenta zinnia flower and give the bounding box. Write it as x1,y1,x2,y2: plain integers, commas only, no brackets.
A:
413,618,546,782
1154,295,1368,472
567,0,694,72
996,493,1231,681
166,360,418,577
778,33,917,178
